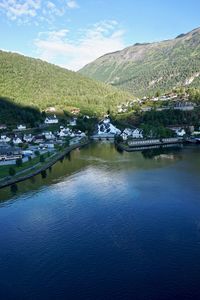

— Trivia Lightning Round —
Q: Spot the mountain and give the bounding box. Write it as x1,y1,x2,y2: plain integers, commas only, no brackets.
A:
79,27,200,97
0,50,131,118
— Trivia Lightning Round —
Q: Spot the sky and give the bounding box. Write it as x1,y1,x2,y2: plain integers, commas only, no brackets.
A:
0,0,200,71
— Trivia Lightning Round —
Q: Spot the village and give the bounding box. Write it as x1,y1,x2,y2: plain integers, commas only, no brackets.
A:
0,113,199,166
0,114,87,168
117,91,197,113
1,91,200,172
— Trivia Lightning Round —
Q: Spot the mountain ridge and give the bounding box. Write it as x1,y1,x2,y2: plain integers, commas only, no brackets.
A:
79,27,200,96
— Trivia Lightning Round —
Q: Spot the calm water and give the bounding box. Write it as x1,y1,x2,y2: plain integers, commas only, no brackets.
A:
0,142,200,300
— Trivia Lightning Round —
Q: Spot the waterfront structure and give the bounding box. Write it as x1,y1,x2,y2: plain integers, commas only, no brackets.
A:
98,118,121,136
128,138,182,148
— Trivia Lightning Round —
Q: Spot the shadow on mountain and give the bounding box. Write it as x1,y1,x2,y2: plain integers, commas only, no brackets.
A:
0,96,42,127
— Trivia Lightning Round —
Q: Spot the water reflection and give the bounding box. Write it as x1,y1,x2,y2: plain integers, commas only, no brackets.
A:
41,170,47,179
0,142,199,204
141,145,182,159
10,183,18,194
0,143,200,300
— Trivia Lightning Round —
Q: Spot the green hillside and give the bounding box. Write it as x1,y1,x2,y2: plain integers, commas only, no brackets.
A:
79,27,200,97
0,50,132,120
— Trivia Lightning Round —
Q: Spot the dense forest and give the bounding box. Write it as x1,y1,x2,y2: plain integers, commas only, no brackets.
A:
0,50,132,123
0,97,42,127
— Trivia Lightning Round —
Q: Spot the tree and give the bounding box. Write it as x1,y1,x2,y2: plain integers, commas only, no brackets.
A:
34,150,40,156
41,111,46,118
9,167,16,176
16,158,23,167
155,90,161,98
39,154,45,163
115,135,123,144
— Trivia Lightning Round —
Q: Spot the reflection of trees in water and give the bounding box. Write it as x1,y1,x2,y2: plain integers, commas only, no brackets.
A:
41,170,47,179
10,183,18,194
29,176,36,184
49,166,52,173
114,144,123,155
142,145,182,159
66,152,71,161
59,157,64,163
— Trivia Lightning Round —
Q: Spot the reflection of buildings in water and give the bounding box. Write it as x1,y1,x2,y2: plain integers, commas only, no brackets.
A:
141,144,183,159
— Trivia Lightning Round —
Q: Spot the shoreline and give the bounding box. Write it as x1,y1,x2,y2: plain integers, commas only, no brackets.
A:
0,140,90,189
115,140,194,152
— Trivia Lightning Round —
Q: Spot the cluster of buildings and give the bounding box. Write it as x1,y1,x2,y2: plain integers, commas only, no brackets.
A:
94,117,144,141
117,92,196,113
120,128,143,141
1,106,199,165
0,114,86,164
117,100,139,113
94,116,191,142
0,143,22,162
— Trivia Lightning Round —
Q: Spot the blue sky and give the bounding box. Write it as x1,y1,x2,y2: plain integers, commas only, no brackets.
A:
0,0,199,70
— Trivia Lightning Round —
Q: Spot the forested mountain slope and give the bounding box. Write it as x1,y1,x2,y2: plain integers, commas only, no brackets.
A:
80,27,200,96
0,50,131,117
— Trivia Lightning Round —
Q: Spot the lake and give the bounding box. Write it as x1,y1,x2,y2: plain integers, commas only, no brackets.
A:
0,142,200,300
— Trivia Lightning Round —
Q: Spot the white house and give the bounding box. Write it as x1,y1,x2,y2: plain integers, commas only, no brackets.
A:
33,135,45,144
44,142,55,149
44,115,58,124
43,131,56,140
0,124,7,130
98,118,121,135
69,118,77,126
176,128,186,137
13,137,23,145
132,128,143,139
58,128,72,138
0,135,11,143
22,150,33,156
59,130,69,138
75,130,86,137
121,128,143,140
83,115,90,120
17,124,26,130
23,134,33,143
